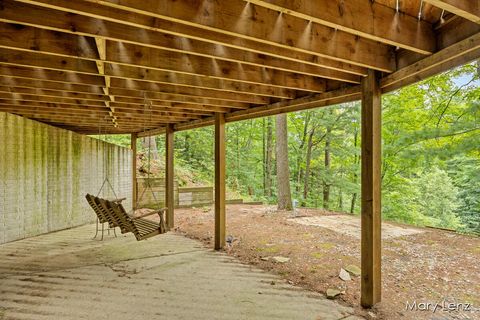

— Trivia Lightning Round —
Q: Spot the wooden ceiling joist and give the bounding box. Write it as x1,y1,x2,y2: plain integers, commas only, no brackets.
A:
0,99,215,118
0,67,267,105
0,48,295,100
0,20,361,84
247,0,436,54
93,36,117,126
4,0,392,72
0,29,329,95
382,32,480,92
0,82,236,113
10,0,368,76
0,105,202,125
424,0,480,24
0,0,477,134
138,85,361,137
0,75,241,110
73,0,396,71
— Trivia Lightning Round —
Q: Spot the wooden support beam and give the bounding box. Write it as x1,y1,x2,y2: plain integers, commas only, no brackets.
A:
10,0,367,76
0,23,329,94
137,127,166,138
74,0,395,71
247,0,436,54
0,47,290,100
165,123,175,230
0,100,201,121
382,32,480,92
131,133,138,210
94,36,117,126
0,74,243,110
214,112,226,250
424,0,480,24
360,69,382,308
0,65,269,104
171,86,361,132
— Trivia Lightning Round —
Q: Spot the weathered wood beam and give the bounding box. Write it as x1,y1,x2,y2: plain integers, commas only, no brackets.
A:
0,20,329,92
11,0,393,71
107,42,327,92
110,77,271,104
0,99,205,121
131,132,138,210
0,85,109,102
0,47,292,99
0,71,252,108
11,0,367,76
85,0,395,71
112,1,393,70
136,127,166,138
94,36,117,126
0,107,189,123
137,85,361,137
247,0,435,54
360,69,382,308
0,86,221,115
382,32,480,92
0,65,268,104
424,0,480,24
0,5,361,84
225,86,361,122
214,112,226,250
3,113,160,126
165,123,175,230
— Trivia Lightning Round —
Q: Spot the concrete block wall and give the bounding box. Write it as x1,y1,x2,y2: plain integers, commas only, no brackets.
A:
0,113,132,244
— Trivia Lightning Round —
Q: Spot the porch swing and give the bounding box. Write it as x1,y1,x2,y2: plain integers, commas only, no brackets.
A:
85,98,167,241
85,118,123,240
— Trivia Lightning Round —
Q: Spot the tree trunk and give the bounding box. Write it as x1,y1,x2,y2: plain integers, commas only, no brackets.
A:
323,126,331,210
295,113,310,193
184,132,190,159
275,114,292,210
350,127,359,214
338,186,343,212
265,117,274,197
142,136,159,161
262,118,266,194
303,127,315,203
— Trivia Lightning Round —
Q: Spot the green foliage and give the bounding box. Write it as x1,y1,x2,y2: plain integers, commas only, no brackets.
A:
91,134,131,148
412,167,462,229
448,156,480,234
97,63,479,233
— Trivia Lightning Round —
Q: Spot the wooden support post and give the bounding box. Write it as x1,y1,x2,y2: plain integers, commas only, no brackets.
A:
165,124,175,230
361,69,382,308
131,133,137,211
214,113,226,250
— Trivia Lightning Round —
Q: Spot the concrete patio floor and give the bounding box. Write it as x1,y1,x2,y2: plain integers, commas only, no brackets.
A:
0,224,362,320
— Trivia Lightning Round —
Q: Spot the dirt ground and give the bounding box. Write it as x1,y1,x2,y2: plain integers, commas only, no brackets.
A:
172,204,480,320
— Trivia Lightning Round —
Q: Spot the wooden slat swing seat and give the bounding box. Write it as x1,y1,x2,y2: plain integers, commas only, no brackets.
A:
85,121,125,240
100,196,167,241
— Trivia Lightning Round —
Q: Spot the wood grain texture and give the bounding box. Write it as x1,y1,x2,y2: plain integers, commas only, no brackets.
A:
214,113,226,250
360,69,382,308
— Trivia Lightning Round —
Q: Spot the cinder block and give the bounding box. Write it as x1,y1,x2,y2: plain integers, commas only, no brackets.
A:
0,113,132,244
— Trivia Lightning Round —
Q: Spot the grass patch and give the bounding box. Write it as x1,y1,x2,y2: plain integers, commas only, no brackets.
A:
310,252,324,259
317,242,334,250
256,246,280,253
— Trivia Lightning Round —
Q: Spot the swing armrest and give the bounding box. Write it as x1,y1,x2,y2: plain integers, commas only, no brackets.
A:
107,197,126,203
132,208,167,220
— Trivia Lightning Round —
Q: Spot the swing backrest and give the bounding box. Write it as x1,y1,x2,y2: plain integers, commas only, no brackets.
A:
101,198,136,235
86,194,109,224
95,197,126,233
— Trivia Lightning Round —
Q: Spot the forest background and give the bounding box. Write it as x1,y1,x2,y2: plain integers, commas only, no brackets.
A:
99,63,480,235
